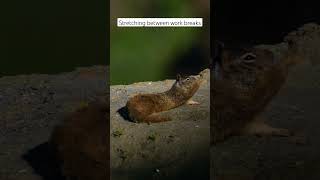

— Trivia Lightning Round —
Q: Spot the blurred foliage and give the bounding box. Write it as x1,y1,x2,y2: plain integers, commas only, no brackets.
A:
110,0,206,85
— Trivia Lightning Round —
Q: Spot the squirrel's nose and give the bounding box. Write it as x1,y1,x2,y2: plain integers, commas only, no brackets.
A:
199,69,209,77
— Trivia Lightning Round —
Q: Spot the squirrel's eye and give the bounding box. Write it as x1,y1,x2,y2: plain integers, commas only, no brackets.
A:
241,53,256,62
244,55,255,60
186,78,190,81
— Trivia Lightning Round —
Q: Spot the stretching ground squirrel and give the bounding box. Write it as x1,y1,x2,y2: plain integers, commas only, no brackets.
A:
126,70,206,123
212,41,303,144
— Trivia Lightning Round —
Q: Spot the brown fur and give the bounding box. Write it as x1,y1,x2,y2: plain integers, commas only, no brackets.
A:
126,72,205,123
49,99,109,180
212,46,303,144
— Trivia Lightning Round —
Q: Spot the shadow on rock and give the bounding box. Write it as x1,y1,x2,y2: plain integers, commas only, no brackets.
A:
22,142,65,180
117,106,133,122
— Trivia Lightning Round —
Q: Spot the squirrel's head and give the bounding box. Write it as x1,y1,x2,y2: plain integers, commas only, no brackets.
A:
213,41,276,77
216,46,275,76
172,73,203,97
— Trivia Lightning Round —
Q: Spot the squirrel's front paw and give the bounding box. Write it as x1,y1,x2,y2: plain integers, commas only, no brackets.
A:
186,99,200,105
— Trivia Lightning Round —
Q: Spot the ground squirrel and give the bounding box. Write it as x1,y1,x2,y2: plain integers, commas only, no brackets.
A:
49,99,109,180
126,70,206,123
212,41,303,144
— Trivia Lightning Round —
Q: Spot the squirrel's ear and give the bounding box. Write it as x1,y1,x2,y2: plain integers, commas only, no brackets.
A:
176,74,182,81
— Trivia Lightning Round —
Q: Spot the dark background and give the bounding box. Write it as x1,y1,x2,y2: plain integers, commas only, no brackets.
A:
213,0,320,48
0,0,108,77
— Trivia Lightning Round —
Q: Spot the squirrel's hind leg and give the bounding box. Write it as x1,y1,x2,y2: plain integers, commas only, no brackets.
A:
143,114,171,123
